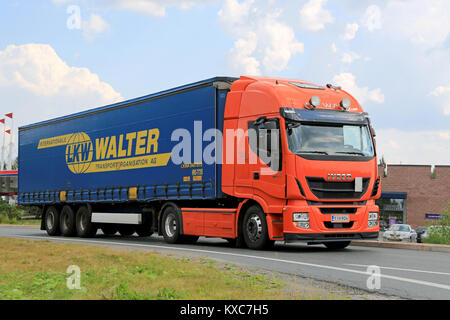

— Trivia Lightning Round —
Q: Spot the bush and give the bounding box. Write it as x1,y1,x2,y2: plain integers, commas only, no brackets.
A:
0,200,22,224
423,203,450,245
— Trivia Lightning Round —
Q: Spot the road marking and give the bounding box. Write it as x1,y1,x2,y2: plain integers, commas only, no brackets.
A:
4,234,450,292
344,264,450,276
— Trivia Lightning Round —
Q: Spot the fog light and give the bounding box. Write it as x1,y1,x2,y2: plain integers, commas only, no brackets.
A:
293,213,309,222
368,220,378,228
297,222,310,229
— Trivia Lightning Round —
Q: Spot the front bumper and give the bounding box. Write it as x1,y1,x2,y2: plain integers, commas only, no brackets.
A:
285,232,379,243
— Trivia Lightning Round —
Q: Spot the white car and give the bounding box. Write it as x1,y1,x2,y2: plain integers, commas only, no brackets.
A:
383,224,417,242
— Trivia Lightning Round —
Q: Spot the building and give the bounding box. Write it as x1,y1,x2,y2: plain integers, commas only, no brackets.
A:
0,170,18,204
376,165,450,229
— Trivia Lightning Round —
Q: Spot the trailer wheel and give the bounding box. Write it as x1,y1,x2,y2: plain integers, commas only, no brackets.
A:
324,241,351,250
101,225,118,236
161,206,182,244
44,206,61,236
242,205,274,250
75,206,97,238
118,225,135,236
135,224,153,237
60,205,76,237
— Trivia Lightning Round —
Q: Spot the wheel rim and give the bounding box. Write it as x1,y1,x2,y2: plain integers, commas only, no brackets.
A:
80,212,87,231
46,211,54,230
246,214,262,242
165,213,177,238
62,212,68,229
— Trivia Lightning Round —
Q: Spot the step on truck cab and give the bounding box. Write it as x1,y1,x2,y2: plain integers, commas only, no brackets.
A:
19,76,381,250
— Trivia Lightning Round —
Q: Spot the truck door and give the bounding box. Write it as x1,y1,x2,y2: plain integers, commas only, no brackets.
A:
248,117,285,212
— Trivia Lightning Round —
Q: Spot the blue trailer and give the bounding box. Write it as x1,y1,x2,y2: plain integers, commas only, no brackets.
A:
19,77,237,239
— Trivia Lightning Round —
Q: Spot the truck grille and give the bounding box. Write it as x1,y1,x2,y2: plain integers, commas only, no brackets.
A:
306,177,370,200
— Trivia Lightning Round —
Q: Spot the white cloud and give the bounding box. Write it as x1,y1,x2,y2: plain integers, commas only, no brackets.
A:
430,84,450,97
331,42,338,53
218,0,254,29
430,84,450,115
333,73,384,104
53,0,216,17
0,44,123,128
299,0,334,31
383,0,450,48
82,14,109,41
361,5,382,32
228,32,261,75
343,23,359,40
341,52,361,64
219,1,304,75
376,129,450,165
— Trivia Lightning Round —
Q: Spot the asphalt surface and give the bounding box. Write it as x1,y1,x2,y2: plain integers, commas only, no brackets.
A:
1,226,449,300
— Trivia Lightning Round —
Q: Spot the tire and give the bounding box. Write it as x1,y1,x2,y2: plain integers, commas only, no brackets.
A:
181,235,199,244
101,225,118,236
118,225,136,236
75,205,97,238
324,241,351,250
60,205,76,237
161,206,182,244
242,205,273,250
225,237,245,248
44,206,61,236
135,218,153,237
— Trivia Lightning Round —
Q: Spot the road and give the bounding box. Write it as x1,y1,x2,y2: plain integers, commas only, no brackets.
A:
1,226,449,300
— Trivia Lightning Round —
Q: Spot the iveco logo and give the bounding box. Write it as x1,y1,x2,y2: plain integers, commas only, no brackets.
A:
328,173,352,181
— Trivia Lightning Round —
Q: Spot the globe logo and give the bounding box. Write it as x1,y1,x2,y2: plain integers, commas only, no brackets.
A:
65,132,94,174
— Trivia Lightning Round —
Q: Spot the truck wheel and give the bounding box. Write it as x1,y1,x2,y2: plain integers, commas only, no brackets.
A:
118,225,135,236
324,241,351,250
44,206,61,236
161,206,182,244
60,205,76,237
101,225,118,236
242,205,274,250
75,206,97,238
181,235,199,244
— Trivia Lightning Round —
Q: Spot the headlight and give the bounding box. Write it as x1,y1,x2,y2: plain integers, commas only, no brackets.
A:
293,213,309,222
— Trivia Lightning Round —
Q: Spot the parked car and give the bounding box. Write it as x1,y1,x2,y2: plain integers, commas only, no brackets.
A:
383,224,417,242
416,226,426,243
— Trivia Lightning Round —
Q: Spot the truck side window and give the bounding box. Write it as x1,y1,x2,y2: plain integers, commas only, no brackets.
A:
248,118,282,172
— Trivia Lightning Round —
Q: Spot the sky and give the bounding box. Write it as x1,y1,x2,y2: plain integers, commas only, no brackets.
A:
0,0,449,165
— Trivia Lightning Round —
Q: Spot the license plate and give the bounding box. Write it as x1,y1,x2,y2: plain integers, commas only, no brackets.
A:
331,215,350,223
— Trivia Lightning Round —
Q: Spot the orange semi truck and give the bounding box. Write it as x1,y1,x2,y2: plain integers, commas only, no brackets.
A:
19,76,381,250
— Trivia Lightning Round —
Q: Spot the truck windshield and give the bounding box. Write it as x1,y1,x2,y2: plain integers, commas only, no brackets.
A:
286,123,375,157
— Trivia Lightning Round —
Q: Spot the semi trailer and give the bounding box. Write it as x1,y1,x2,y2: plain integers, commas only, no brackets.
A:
18,76,381,250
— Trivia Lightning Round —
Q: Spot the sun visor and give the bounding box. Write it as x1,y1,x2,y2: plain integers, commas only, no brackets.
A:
280,108,369,125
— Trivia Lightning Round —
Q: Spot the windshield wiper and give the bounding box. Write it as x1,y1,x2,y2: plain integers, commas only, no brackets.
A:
298,151,329,155
335,151,366,156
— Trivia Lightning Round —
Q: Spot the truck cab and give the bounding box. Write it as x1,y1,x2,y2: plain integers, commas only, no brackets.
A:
222,76,380,248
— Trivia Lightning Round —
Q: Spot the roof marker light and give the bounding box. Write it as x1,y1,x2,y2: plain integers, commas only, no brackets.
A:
309,96,321,109
340,98,351,111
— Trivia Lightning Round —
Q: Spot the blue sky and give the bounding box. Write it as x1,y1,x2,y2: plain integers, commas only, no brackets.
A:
1,0,449,165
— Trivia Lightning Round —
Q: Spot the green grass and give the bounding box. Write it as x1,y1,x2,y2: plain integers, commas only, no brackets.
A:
0,237,293,300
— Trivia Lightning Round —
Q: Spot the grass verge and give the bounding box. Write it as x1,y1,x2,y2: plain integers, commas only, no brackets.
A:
0,237,291,300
